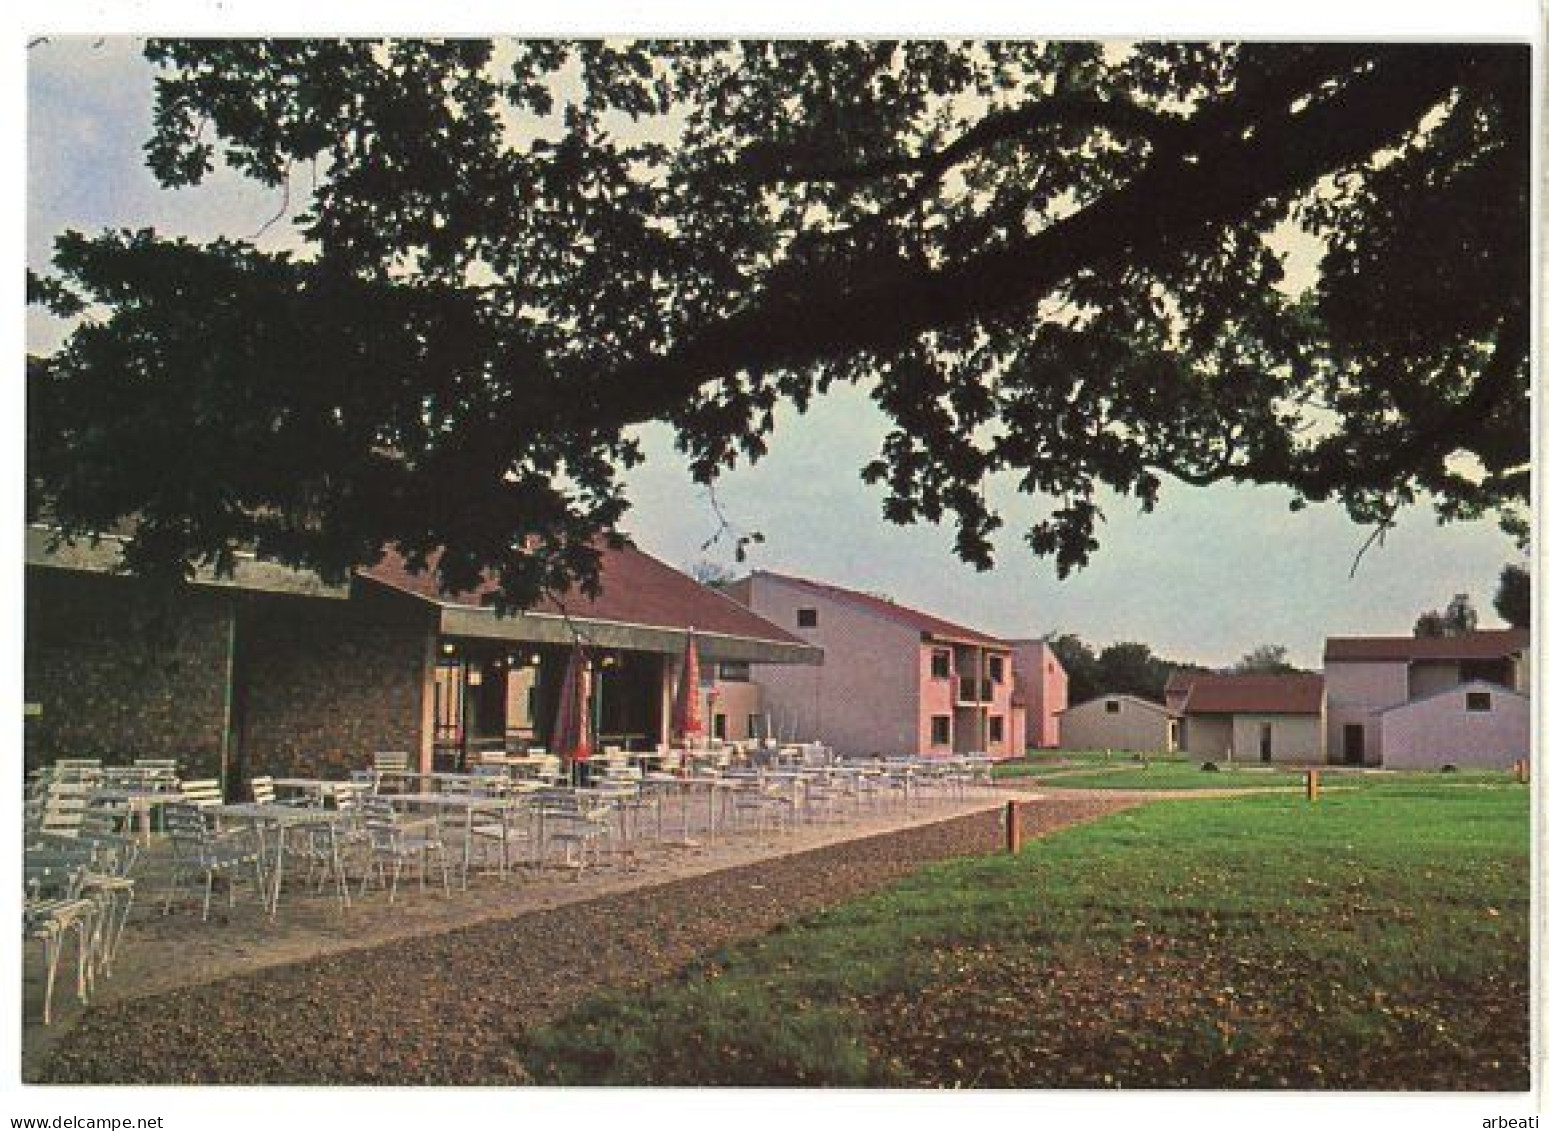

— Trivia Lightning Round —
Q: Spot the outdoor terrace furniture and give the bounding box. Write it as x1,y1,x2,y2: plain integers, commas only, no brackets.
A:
177,778,225,818
358,796,452,904
24,852,101,1026
468,794,538,878
210,800,351,916
282,788,366,911
86,784,185,844
533,789,616,876
28,782,91,840
161,802,268,921
371,751,412,793
34,813,141,975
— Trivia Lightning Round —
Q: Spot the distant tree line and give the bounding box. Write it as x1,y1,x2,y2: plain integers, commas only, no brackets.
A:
1412,562,1529,637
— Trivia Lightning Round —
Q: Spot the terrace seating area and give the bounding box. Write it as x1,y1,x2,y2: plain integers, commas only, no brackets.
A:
21,747,1003,1027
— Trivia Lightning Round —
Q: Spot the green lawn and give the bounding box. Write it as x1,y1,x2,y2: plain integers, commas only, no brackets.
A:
521,781,1530,1088
995,753,1519,792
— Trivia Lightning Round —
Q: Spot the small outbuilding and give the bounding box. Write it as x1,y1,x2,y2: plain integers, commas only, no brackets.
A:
1176,673,1325,764
1057,694,1179,753
1376,680,1529,770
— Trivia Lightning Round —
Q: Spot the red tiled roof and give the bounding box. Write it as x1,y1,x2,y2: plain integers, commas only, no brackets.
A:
1324,629,1530,663
752,571,1009,647
1182,673,1325,715
362,541,805,645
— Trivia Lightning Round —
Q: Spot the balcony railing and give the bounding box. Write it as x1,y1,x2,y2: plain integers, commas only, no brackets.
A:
956,677,994,704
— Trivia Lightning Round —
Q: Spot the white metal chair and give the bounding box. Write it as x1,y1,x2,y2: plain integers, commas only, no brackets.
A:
24,853,101,1025
161,803,267,921
357,797,452,904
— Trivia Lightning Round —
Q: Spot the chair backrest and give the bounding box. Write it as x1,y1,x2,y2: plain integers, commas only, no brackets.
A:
133,758,181,790
249,776,277,805
163,802,212,845
179,778,223,808
34,783,92,839
372,751,410,774
360,797,403,848
25,851,88,902
332,783,367,814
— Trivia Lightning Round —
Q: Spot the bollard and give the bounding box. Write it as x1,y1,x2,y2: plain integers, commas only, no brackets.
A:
1306,769,1320,802
1005,800,1023,853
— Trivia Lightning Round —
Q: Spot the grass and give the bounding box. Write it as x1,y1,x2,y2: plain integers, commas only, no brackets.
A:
521,780,1530,1088
994,752,1521,792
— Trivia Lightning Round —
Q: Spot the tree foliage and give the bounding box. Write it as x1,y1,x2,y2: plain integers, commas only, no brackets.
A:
1413,592,1479,638
1047,633,1201,702
1493,564,1529,629
1233,643,1301,674
27,40,1530,603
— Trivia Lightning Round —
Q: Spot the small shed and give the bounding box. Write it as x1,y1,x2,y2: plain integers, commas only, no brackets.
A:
1057,694,1178,753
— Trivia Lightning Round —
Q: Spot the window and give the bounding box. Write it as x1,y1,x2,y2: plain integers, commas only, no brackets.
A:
1105,699,1121,714
989,716,1004,743
930,716,952,746
747,714,762,739
1466,691,1493,712
718,661,750,682
713,713,728,740
988,656,1005,683
930,649,952,679
796,608,818,628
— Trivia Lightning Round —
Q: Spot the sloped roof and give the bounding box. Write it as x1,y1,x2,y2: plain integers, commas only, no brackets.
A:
749,570,1009,647
1057,693,1178,718
1181,673,1325,715
1374,678,1528,716
364,541,805,646
1324,629,1530,663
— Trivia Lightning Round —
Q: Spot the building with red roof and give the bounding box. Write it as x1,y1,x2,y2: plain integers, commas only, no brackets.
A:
1172,672,1326,763
1323,628,1529,768
25,526,817,781
726,571,1026,758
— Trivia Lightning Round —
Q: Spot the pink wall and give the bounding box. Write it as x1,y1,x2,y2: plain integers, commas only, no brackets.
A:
1323,660,1409,765
1012,640,1067,748
1380,683,1529,769
742,576,922,757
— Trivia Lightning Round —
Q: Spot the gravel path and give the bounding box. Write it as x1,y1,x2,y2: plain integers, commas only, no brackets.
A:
37,797,1131,1085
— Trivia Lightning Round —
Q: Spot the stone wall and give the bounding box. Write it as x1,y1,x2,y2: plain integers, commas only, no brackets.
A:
24,567,233,779
236,592,432,780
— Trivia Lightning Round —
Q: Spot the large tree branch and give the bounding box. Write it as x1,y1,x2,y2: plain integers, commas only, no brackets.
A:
572,47,1482,433
739,94,1190,187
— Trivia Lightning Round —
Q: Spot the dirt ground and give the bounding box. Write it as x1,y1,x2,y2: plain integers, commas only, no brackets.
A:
29,784,1105,1081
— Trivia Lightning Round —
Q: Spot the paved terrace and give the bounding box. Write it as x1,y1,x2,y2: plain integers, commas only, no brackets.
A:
26,781,1036,1077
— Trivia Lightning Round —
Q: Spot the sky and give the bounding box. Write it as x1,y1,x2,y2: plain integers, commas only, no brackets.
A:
23,33,1532,671
7,7,1541,1131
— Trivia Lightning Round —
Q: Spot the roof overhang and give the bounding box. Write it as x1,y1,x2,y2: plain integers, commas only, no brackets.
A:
921,631,1010,650
25,526,351,600
438,604,823,664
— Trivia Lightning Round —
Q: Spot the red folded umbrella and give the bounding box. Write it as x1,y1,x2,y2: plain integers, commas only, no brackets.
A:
551,645,593,771
671,629,704,755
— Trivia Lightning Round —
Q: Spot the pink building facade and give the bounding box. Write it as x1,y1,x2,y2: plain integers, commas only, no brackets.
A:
1010,639,1068,748
1323,630,1530,767
727,572,1025,759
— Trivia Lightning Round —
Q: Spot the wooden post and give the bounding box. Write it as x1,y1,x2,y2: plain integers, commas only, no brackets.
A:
1005,800,1023,853
1305,769,1320,802
1513,759,1528,784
